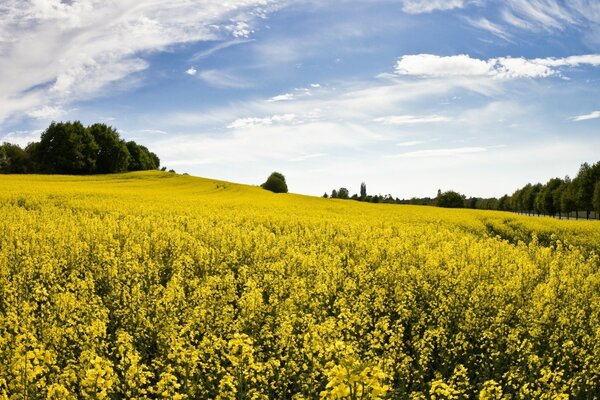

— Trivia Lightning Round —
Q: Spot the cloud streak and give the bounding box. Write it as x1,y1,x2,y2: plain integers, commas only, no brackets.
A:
0,0,285,123
571,111,600,122
387,147,488,159
395,54,600,79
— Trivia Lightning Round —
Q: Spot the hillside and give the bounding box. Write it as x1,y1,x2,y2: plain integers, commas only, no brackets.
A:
1,172,599,398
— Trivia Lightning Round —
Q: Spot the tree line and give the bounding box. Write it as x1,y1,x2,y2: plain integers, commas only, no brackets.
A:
0,121,160,175
456,161,599,220
323,182,404,204
323,160,600,219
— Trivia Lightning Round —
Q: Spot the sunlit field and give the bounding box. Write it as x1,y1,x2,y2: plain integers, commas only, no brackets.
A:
1,171,599,399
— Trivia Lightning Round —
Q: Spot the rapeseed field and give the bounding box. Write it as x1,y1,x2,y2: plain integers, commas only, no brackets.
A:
1,171,599,399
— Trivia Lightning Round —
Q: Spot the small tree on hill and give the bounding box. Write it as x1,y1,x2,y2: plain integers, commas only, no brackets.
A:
261,172,288,193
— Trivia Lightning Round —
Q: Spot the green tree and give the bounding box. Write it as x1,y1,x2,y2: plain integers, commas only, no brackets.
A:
38,121,98,174
261,172,288,193
126,141,160,171
574,162,595,219
0,142,31,173
88,124,130,173
338,187,349,200
560,179,577,219
537,178,562,216
360,182,367,200
593,181,600,219
436,190,465,208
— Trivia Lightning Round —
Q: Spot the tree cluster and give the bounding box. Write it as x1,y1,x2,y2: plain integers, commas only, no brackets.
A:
322,160,600,219
0,121,160,175
324,182,402,204
465,161,600,219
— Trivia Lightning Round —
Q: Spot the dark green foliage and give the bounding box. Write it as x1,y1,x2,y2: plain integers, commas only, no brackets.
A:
88,123,130,173
360,182,367,199
126,141,160,171
337,187,349,199
261,172,288,193
38,121,99,174
0,142,31,173
436,190,465,208
593,182,600,218
0,121,159,175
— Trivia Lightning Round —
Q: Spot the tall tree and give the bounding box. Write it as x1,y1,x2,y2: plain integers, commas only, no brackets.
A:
126,142,160,171
0,142,30,173
360,182,367,199
593,181,600,220
38,121,98,174
88,124,130,173
574,162,595,219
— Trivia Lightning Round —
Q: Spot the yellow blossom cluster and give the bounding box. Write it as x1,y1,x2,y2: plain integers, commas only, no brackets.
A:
0,171,599,398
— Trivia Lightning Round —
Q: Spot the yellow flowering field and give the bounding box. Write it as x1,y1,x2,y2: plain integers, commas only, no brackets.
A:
1,171,599,399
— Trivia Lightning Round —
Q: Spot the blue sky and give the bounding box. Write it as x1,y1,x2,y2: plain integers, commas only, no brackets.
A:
1,0,599,198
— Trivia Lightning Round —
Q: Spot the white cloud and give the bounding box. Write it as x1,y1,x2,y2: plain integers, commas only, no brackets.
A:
395,54,600,79
186,67,197,76
397,141,425,147
374,115,451,125
0,130,43,147
310,83,321,88
396,54,492,77
0,0,285,123
268,93,296,102
401,0,467,14
571,111,600,122
26,105,67,120
227,113,297,129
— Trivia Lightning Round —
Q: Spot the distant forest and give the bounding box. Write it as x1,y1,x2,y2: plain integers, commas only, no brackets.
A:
0,121,159,175
325,161,600,220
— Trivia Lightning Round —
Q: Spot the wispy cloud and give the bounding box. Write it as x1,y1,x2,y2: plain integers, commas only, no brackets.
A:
26,105,68,120
0,0,285,123
268,93,296,102
387,147,488,159
502,0,578,31
185,67,197,76
571,111,600,122
400,0,467,14
466,17,512,41
374,115,451,125
190,39,255,61
289,153,328,162
397,140,426,147
198,69,252,88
